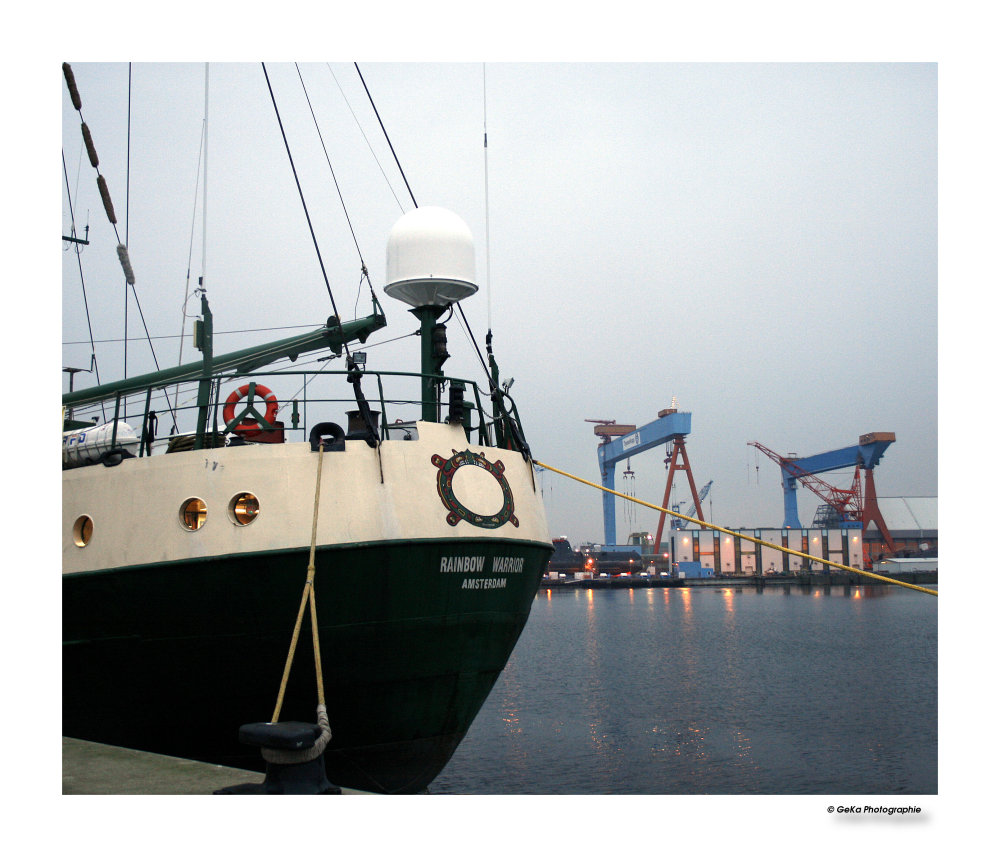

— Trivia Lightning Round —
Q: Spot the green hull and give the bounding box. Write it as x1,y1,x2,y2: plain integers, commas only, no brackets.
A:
63,537,551,793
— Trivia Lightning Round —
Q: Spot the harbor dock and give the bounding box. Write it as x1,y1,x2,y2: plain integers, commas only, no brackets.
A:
540,571,937,590
62,737,370,795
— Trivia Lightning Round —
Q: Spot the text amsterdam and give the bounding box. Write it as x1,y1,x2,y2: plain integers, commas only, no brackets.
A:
440,555,525,590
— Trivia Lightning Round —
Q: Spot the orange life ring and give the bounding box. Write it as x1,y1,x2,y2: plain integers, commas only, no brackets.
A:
223,383,279,437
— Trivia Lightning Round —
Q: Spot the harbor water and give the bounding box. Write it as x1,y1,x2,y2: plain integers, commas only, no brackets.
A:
433,582,937,794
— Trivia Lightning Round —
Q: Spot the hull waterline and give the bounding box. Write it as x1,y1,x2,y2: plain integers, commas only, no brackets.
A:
64,441,551,794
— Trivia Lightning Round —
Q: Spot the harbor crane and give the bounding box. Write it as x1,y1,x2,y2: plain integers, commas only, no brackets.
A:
672,480,713,529
588,407,704,553
748,433,897,551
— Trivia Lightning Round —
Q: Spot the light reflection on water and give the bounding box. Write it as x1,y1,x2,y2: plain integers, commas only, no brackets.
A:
433,583,937,794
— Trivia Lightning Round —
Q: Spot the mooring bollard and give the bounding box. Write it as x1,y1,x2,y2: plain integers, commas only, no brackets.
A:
215,716,340,795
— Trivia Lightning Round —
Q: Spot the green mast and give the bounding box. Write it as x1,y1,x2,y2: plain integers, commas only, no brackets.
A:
62,298,387,418
193,293,214,449
412,305,449,423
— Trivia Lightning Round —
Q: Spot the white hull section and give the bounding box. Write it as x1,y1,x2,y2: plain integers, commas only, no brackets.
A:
62,421,550,575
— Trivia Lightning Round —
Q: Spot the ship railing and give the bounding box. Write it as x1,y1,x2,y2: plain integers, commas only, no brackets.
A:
62,367,528,459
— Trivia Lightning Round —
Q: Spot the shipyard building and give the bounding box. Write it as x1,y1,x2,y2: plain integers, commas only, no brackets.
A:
571,408,937,580
570,495,937,579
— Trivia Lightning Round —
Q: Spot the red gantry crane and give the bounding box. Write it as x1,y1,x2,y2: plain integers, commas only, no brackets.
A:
748,434,897,553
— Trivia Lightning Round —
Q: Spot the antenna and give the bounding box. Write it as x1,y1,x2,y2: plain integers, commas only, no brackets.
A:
201,62,209,298
482,63,492,332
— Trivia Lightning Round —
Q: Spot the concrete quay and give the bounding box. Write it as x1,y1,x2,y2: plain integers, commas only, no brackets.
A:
62,737,370,795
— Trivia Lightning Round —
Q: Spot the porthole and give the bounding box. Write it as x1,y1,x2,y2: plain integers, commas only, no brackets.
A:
180,497,207,531
73,515,94,547
229,492,260,526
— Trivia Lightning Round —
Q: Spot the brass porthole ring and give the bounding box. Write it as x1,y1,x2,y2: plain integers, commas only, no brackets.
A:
228,492,260,526
179,497,207,531
73,515,93,547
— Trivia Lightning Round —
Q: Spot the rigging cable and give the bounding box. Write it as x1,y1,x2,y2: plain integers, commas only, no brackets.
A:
325,64,405,214
62,64,165,378
62,148,105,420
173,110,207,426
260,62,347,356
354,63,418,209
266,63,383,466
66,321,318,346
354,63,496,390
63,63,176,427
123,64,178,428
294,62,377,307
124,62,131,377
624,459,636,531
202,62,209,302
168,70,207,431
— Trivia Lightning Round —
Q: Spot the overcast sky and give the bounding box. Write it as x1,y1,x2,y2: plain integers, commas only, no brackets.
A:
61,61,937,544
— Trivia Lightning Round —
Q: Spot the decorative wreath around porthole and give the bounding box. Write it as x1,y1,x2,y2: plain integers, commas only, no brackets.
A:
431,449,518,529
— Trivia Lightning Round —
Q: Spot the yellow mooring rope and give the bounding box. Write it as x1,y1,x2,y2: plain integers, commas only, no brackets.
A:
271,445,328,723
533,460,938,597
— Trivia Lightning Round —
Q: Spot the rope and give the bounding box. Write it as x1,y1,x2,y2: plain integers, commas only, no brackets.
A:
261,704,331,765
533,459,938,597
270,444,328,723
307,448,327,709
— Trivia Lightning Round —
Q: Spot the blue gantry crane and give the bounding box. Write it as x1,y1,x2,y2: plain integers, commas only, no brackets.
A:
748,432,897,550
588,407,704,553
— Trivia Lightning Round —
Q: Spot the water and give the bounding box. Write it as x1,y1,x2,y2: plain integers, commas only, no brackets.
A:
433,583,937,794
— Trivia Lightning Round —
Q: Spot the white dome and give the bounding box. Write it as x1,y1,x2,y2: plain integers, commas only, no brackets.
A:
385,207,478,308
